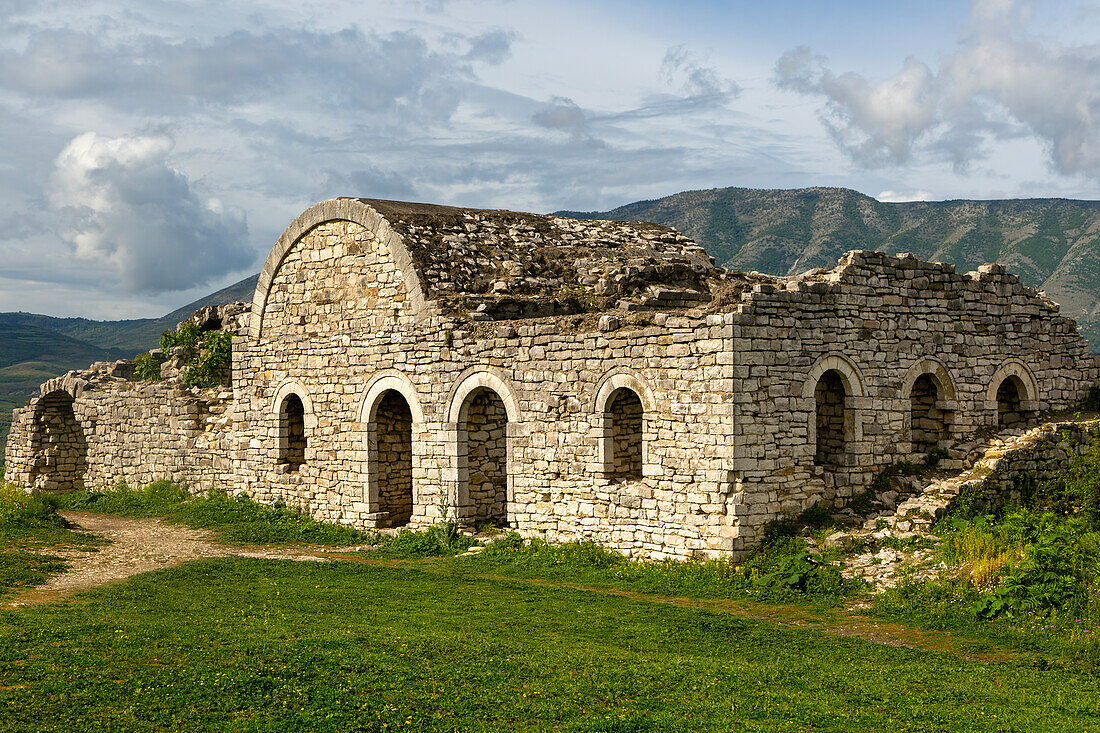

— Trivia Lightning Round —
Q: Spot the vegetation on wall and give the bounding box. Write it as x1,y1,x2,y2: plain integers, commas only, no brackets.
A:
135,324,233,388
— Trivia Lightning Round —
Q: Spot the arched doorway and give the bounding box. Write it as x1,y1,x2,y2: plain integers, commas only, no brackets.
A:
458,387,509,526
371,390,414,527
31,391,87,492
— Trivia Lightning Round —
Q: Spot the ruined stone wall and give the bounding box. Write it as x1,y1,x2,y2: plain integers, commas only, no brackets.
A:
4,367,234,493
728,251,1099,548
229,217,738,560
961,420,1100,509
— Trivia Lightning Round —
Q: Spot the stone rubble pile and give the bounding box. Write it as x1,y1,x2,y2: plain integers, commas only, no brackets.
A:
825,416,1100,589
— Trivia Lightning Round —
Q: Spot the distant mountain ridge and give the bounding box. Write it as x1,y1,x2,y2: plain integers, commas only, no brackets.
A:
559,186,1100,350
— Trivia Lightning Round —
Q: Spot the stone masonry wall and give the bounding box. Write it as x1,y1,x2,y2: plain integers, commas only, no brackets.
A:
7,198,1099,563
230,217,738,560
5,366,234,493
726,251,1099,550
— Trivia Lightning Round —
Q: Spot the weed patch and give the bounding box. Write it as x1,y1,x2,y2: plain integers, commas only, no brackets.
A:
0,482,101,596
474,533,852,601
872,437,1100,661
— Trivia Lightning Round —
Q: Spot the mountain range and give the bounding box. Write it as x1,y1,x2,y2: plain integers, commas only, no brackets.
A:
4,185,1100,459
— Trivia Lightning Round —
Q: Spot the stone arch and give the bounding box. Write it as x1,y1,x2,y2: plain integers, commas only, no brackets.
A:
29,389,87,492
272,381,316,472
249,198,433,340
802,354,865,468
986,360,1040,427
593,369,655,482
359,372,425,526
900,357,957,402
900,358,957,455
446,369,521,527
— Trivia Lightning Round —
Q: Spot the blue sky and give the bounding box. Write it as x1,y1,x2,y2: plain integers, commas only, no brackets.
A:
1,0,1099,319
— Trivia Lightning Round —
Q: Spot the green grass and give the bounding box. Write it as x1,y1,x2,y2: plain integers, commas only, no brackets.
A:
0,481,103,597
5,557,1100,732
56,482,378,547
466,533,853,603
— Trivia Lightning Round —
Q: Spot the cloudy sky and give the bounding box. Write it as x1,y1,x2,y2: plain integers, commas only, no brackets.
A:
2,0,1099,319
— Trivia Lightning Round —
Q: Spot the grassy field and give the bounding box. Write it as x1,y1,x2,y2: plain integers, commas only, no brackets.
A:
8,467,1100,730
5,556,1100,732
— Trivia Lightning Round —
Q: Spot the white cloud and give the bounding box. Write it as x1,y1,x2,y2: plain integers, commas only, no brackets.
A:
775,0,1100,179
50,132,253,293
876,189,935,202
659,45,740,103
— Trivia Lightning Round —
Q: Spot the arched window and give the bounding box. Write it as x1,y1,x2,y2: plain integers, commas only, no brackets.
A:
458,387,508,526
279,393,306,471
371,390,414,527
996,376,1025,427
814,370,847,468
607,388,643,481
31,390,87,492
909,374,946,454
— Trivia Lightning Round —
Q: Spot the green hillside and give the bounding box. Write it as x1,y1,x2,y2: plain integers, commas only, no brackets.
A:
561,187,1100,350
0,275,258,460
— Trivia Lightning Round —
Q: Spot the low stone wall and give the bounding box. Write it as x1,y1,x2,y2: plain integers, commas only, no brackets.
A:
4,364,235,493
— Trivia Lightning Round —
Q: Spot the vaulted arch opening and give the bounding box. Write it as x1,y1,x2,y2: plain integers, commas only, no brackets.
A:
909,373,946,454
997,376,1025,428
279,393,306,471
814,370,847,469
31,391,87,492
458,387,508,525
371,390,413,527
606,387,643,481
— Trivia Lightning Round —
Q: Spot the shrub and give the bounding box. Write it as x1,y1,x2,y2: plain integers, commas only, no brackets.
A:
160,322,202,352
183,330,233,388
134,352,166,381
0,483,66,530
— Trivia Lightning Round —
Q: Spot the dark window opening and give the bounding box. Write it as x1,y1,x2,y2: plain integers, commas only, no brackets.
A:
280,394,306,471
910,374,946,454
374,390,413,527
814,370,847,469
608,387,643,481
997,377,1025,428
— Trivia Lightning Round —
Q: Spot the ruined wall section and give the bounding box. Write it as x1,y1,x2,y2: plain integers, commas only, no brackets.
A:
232,210,739,560
727,250,1098,548
4,366,234,492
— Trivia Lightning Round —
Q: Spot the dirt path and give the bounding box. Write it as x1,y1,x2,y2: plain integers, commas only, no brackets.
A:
3,512,349,609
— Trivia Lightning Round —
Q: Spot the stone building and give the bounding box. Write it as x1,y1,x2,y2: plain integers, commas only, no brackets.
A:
6,198,1099,559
